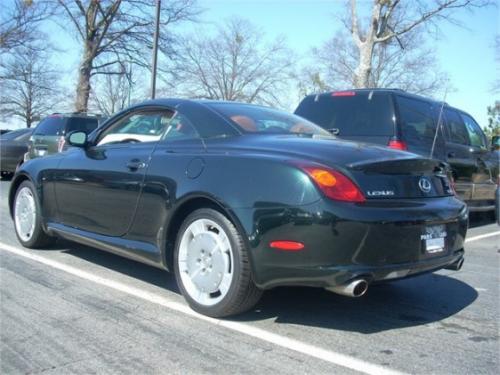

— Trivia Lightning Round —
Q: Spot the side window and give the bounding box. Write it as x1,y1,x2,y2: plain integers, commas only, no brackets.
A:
162,113,199,141
460,113,486,149
97,111,173,146
396,96,436,144
444,109,469,145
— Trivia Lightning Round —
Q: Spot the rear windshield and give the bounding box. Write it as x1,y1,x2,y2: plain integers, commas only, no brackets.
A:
209,103,332,137
33,116,66,136
33,116,98,136
67,117,99,134
294,91,394,136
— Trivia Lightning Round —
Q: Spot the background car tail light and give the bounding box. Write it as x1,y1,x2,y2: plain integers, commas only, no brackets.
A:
388,139,408,151
57,136,66,152
269,241,305,251
293,162,365,203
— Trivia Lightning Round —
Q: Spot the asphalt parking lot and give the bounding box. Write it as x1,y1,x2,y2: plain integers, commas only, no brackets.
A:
0,179,498,375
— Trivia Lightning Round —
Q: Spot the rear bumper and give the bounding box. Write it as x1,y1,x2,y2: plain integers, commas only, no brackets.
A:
234,196,468,289
253,249,464,289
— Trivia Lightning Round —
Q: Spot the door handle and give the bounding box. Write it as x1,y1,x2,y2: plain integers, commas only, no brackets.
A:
126,159,146,171
447,152,455,158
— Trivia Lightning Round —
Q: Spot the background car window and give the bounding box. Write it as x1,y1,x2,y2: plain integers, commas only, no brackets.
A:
294,91,394,136
98,111,174,146
444,109,469,145
162,113,199,141
210,103,332,137
396,96,437,144
460,113,486,148
32,116,66,136
66,118,99,134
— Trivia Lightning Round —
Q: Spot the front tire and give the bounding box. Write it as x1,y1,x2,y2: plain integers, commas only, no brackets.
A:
13,180,55,248
174,208,262,317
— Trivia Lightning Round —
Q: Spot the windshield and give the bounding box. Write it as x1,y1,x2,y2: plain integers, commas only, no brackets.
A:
209,103,333,137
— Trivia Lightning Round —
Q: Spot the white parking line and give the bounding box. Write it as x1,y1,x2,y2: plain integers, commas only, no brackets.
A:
465,231,500,243
0,242,404,375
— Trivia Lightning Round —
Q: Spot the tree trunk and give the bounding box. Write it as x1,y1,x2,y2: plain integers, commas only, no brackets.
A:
75,43,94,112
354,42,375,88
351,0,381,89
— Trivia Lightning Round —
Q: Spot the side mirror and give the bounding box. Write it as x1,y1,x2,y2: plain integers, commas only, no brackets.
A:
67,131,88,148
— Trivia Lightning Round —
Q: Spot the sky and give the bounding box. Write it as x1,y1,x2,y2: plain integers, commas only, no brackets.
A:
3,0,498,129
191,0,498,127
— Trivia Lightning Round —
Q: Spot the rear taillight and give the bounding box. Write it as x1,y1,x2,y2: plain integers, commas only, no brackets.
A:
57,136,66,152
293,162,365,203
388,139,408,151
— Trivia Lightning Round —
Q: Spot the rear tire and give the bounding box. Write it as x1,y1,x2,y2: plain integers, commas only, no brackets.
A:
174,208,262,318
13,180,55,248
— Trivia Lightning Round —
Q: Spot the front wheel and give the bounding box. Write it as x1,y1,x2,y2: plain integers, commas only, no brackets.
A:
13,180,55,248
174,208,262,317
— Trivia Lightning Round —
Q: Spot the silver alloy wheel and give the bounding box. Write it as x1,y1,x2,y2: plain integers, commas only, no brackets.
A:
14,186,37,242
178,218,234,306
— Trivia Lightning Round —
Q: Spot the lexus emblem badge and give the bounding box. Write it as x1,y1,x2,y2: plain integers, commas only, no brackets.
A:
419,177,432,193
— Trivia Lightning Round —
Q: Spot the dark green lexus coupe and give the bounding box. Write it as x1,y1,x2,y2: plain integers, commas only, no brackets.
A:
9,99,468,317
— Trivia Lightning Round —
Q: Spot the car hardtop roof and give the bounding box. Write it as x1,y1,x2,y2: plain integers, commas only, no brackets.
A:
49,112,103,118
137,98,274,111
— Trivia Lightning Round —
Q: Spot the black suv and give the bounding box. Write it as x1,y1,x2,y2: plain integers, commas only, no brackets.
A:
295,89,498,213
26,113,101,160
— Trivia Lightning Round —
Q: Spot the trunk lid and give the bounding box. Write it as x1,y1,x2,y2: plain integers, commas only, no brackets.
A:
205,134,454,199
347,158,454,199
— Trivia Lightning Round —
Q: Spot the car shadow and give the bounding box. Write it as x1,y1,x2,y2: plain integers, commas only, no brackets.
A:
59,240,477,334
468,212,496,228
233,274,477,334
60,240,180,293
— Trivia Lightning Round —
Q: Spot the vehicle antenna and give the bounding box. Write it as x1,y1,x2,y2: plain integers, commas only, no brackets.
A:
430,86,448,159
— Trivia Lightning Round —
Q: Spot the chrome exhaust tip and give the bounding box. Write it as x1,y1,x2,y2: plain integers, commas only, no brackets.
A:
444,257,464,271
326,278,369,298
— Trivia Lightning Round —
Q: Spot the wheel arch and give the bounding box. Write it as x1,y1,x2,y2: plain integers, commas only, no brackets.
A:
8,173,35,218
162,194,250,272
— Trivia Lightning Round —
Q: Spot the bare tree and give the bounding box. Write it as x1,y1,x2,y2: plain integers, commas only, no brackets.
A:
308,27,449,96
56,0,200,113
173,18,294,106
346,0,490,88
0,0,53,52
0,44,62,127
91,64,137,116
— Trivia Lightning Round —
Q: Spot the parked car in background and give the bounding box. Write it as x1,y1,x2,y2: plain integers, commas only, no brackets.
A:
1,128,34,179
26,113,101,161
9,99,467,318
295,89,498,213
492,135,500,151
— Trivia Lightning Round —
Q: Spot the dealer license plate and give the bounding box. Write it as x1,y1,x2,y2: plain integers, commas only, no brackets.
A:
421,225,447,254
